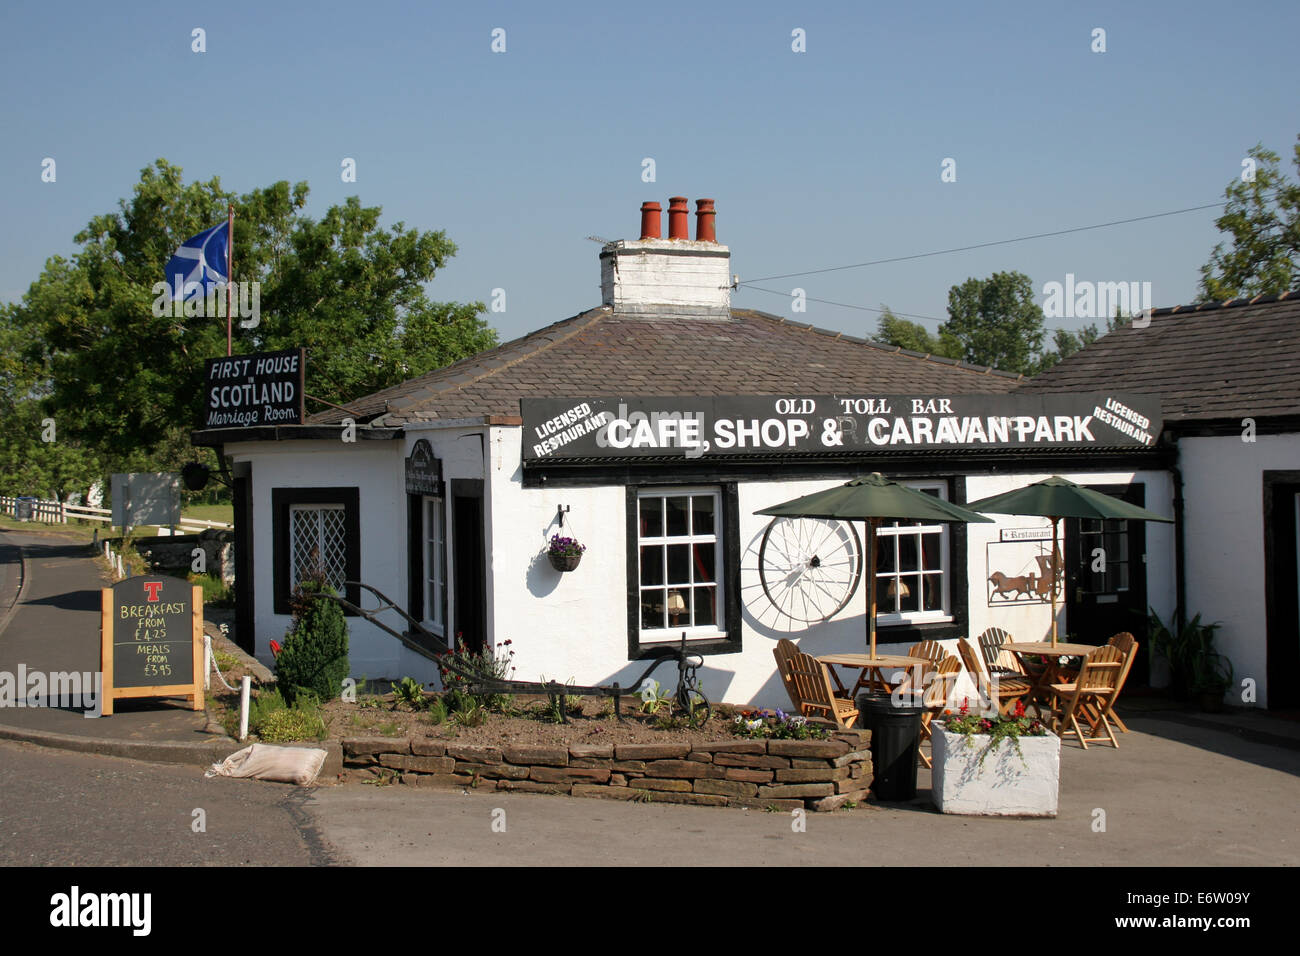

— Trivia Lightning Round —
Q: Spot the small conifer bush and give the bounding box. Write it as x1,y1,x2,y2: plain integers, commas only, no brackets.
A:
275,565,350,705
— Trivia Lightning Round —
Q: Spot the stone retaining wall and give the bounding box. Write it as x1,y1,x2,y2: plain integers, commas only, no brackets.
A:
342,730,873,812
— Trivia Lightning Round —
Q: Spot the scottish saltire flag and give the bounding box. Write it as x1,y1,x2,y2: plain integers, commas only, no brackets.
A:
164,222,230,301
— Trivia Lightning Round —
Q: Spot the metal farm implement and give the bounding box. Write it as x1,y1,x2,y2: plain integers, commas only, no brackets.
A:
320,582,711,725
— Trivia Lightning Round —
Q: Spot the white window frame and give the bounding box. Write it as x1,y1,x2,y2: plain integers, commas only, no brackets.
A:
636,486,726,643
423,494,446,636
289,503,347,595
874,482,952,627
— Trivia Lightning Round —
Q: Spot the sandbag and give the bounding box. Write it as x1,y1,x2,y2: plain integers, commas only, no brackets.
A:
206,743,326,785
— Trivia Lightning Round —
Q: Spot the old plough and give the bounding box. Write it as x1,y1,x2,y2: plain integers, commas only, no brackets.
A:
320,582,711,725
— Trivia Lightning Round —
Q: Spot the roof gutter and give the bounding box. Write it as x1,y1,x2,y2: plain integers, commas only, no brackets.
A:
190,425,404,447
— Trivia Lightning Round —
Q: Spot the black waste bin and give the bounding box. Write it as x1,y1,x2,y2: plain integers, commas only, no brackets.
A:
857,692,923,801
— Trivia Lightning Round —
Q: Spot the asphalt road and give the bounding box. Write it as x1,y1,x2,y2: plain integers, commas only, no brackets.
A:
0,739,336,866
3,707,1297,867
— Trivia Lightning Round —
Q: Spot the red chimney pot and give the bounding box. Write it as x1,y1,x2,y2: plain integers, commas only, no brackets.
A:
667,196,690,240
639,201,662,240
695,198,716,242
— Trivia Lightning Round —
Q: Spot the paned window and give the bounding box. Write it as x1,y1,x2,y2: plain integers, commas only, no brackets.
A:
637,488,724,641
874,484,951,624
289,504,347,593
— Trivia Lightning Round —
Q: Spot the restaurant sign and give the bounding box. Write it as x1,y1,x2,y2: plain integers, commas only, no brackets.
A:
521,393,1161,461
202,348,306,428
405,439,442,494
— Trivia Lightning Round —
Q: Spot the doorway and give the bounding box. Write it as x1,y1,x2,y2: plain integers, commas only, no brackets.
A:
451,480,486,655
1263,472,1300,709
1064,483,1149,685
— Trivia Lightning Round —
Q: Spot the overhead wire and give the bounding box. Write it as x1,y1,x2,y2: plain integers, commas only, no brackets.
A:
732,192,1282,331
737,199,1231,285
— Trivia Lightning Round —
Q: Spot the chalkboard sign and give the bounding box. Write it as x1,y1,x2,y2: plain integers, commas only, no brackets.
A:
202,348,306,429
99,576,204,716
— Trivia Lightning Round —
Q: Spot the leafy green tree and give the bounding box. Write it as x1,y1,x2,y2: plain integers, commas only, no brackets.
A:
2,159,496,485
873,307,960,357
939,271,1045,374
0,309,103,499
1199,137,1300,302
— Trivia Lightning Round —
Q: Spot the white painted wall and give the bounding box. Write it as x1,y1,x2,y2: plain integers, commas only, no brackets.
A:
227,439,409,680
1178,433,1300,708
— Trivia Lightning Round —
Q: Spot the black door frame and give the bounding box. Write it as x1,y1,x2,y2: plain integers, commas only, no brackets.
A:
1064,482,1149,682
232,463,255,655
450,479,486,654
1263,471,1300,709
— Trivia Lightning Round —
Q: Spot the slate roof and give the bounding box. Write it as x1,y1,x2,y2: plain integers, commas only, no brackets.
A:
307,306,1023,426
1018,292,1300,423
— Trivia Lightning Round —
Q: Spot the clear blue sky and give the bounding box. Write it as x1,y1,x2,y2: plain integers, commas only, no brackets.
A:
2,0,1298,346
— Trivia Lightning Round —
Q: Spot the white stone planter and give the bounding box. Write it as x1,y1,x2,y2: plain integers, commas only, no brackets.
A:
931,728,1060,817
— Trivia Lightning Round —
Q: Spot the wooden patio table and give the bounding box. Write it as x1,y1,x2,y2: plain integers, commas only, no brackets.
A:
1004,641,1098,709
817,653,932,698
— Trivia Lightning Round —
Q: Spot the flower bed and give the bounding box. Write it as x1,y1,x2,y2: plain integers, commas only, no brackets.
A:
341,729,873,812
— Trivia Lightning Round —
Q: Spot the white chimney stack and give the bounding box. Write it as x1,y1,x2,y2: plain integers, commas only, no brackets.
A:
599,197,731,317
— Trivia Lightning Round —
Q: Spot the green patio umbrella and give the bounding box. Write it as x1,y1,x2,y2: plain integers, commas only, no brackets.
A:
756,473,993,658
965,476,1174,646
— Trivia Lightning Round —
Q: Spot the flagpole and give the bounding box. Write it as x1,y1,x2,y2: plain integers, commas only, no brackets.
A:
226,203,234,356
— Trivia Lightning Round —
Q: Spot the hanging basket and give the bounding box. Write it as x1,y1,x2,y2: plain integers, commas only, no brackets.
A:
548,551,582,572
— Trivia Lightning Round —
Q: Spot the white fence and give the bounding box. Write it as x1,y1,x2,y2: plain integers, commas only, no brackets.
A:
0,495,233,533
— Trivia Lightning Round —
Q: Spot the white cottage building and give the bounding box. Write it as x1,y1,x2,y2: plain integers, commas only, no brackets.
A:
194,198,1176,707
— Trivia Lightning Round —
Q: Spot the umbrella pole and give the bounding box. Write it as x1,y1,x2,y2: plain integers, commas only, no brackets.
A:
866,518,878,659
1050,516,1059,646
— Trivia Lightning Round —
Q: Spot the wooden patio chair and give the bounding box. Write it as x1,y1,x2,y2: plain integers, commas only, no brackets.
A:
773,638,803,712
917,655,962,768
1100,632,1139,733
893,640,947,700
1047,645,1124,749
907,640,946,665
783,649,859,730
976,627,1027,677
957,638,1034,716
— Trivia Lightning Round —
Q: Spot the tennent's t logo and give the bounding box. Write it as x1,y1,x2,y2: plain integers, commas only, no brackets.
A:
143,582,163,602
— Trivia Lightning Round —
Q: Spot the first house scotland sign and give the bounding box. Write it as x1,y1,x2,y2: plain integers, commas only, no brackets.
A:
202,348,305,428
521,393,1161,461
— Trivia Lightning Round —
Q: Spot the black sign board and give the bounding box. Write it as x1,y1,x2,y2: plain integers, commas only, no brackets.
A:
99,576,203,716
202,348,306,428
521,393,1162,462
405,439,442,495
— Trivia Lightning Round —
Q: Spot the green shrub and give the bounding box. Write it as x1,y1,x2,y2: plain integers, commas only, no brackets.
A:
392,676,426,710
450,696,488,727
256,706,327,742
189,572,234,608
248,686,287,726
423,696,448,725
275,572,350,705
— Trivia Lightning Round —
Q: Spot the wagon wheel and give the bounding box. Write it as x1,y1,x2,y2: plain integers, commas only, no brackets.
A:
758,517,863,623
